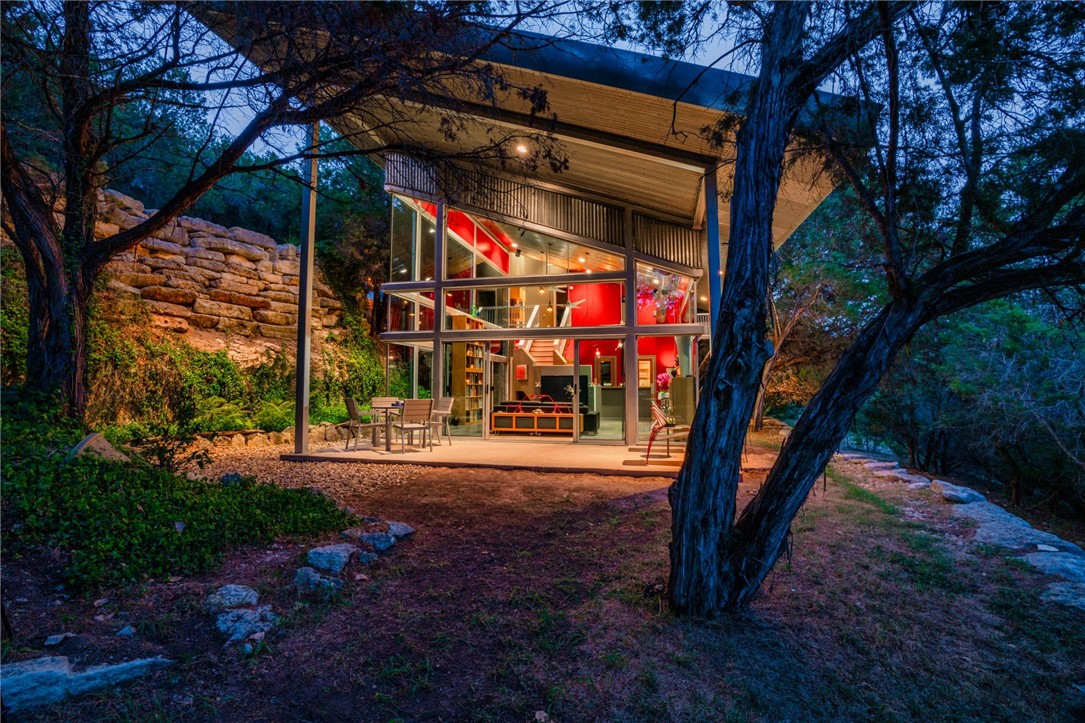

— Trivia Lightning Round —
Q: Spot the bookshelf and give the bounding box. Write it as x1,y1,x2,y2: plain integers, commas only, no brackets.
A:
450,316,485,426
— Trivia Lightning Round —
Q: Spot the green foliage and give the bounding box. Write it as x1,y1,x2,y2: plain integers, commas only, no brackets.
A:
0,248,30,385
1,408,353,589
857,300,1085,511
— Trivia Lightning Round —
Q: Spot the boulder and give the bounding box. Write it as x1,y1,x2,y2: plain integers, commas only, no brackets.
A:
205,584,260,613
268,431,284,446
179,216,230,236
216,318,257,337
0,655,173,713
69,433,129,463
224,253,257,270
218,272,265,290
253,309,296,326
387,521,416,539
359,532,396,553
224,265,262,281
293,567,345,599
165,277,205,292
188,258,226,273
230,434,247,447
94,221,121,239
144,300,193,319
1040,582,1085,612
140,286,197,306
229,227,278,251
215,605,278,643
150,315,189,334
257,324,296,340
191,236,269,262
142,238,185,256
107,260,152,275
1017,552,1085,583
209,289,270,310
106,280,141,296
273,259,300,275
263,290,299,304
276,244,298,261
247,433,269,448
931,480,984,504
320,297,344,310
183,247,227,263
266,283,297,295
151,223,187,246
323,314,340,328
104,189,145,214
111,272,166,289
193,298,253,321
266,300,299,314
143,256,186,271
106,206,143,230
306,544,358,574
953,501,1083,553
189,314,220,329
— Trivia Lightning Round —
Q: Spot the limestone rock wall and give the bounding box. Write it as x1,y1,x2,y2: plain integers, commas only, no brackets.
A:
98,189,344,347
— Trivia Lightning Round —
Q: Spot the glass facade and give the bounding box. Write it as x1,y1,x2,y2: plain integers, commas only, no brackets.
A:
383,192,704,445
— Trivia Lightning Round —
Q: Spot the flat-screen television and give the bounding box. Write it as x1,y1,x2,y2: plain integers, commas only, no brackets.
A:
540,373,589,408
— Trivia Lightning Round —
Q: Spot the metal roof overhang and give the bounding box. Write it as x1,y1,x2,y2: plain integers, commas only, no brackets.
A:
341,34,837,266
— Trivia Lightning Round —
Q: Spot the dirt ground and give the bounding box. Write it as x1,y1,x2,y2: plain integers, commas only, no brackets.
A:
5,439,1084,721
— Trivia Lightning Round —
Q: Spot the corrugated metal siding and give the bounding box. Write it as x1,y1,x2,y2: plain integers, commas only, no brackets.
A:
633,213,701,269
387,154,623,245
387,154,702,268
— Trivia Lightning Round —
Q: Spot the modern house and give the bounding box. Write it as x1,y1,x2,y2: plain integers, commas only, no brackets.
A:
366,34,835,447
198,8,840,453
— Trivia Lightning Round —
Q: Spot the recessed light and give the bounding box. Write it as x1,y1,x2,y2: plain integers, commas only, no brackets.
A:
700,295,707,302
578,257,586,263
516,144,528,154
510,242,518,248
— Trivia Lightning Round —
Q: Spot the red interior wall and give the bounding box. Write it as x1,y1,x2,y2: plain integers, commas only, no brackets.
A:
568,283,624,383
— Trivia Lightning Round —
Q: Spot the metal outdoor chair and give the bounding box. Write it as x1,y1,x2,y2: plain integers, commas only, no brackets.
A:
644,402,690,461
391,398,434,452
344,398,380,451
429,397,454,446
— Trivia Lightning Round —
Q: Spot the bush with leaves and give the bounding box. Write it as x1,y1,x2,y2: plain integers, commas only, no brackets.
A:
858,300,1085,513
1,392,354,589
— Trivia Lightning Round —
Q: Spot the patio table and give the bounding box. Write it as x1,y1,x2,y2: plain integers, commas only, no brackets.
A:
370,399,403,452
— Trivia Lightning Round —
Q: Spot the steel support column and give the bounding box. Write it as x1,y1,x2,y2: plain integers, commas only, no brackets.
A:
622,206,639,446
294,122,319,454
704,164,722,327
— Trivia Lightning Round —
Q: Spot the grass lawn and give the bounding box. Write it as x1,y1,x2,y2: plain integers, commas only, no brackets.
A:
4,437,1083,721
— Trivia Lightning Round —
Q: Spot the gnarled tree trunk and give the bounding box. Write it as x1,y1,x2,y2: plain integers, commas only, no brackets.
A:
668,4,812,616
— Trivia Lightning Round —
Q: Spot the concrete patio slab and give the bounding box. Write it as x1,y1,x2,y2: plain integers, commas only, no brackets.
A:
281,438,781,479
282,438,688,478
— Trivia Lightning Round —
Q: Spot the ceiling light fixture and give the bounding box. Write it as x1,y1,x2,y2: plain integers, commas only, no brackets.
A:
578,256,586,263
510,241,518,248
516,144,528,154
515,249,521,257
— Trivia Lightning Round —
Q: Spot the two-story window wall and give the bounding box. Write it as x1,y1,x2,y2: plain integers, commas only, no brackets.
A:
382,184,704,446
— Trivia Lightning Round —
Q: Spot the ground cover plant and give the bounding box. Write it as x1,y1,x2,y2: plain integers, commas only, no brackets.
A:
0,391,354,589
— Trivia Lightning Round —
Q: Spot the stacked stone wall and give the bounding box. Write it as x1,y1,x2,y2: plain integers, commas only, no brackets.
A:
98,190,343,343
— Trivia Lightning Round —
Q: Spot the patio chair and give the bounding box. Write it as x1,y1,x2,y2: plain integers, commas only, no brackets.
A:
344,398,380,451
429,397,454,446
644,402,690,461
391,398,433,453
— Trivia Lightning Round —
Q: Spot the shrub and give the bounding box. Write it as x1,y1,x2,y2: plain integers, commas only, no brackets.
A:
2,454,353,589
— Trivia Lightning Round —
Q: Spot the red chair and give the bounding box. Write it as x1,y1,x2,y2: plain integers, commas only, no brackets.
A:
644,402,690,461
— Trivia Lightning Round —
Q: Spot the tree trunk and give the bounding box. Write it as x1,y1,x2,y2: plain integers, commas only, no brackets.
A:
668,4,812,617
751,354,777,432
721,297,928,606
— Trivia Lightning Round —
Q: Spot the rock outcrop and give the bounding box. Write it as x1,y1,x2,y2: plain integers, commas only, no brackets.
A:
96,190,343,347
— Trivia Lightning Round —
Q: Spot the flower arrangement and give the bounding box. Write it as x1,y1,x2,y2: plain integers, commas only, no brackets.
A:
656,372,672,392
